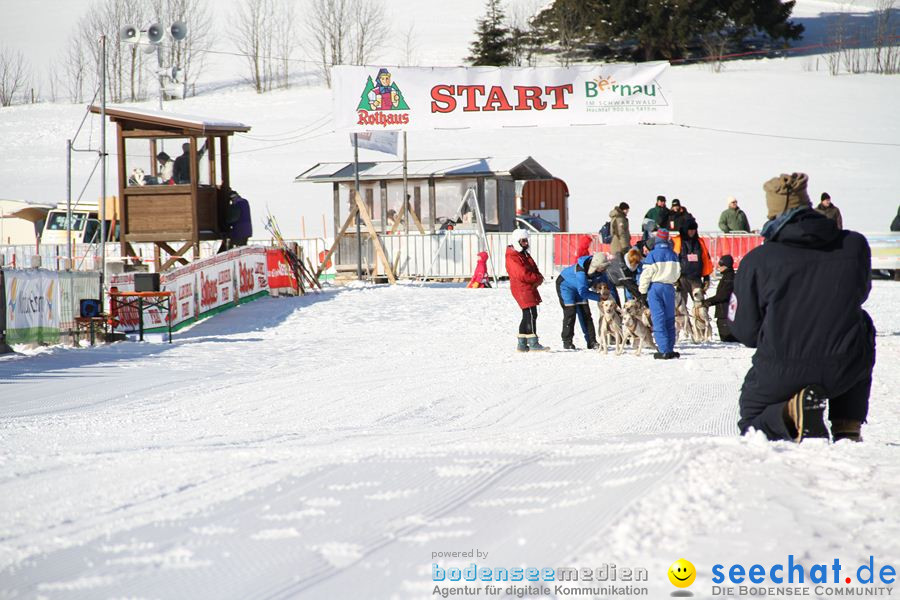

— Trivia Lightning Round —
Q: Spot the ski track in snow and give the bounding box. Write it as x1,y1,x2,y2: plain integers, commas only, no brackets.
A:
0,280,898,599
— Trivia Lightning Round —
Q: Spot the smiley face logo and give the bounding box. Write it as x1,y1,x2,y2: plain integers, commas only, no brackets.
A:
668,558,696,588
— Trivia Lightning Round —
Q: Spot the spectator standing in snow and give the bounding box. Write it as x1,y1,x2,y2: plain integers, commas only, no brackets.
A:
506,230,548,352
815,192,843,229
556,252,614,350
672,218,713,302
718,197,751,233
701,255,737,342
639,229,681,359
608,202,631,256
892,205,900,231
669,199,694,233
730,172,874,443
467,251,491,288
644,195,669,234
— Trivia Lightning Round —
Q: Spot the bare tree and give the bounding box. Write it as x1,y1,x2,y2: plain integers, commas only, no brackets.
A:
507,0,541,66
64,34,89,103
235,0,271,93
0,46,29,107
77,0,133,103
873,0,899,74
702,33,729,73
351,0,389,65
273,0,298,88
826,13,848,75
305,0,390,87
47,59,61,103
400,23,419,66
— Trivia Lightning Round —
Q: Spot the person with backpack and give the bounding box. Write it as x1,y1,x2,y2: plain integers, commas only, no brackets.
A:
506,229,548,352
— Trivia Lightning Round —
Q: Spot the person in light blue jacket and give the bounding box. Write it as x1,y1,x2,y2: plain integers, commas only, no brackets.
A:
638,230,681,359
556,252,615,350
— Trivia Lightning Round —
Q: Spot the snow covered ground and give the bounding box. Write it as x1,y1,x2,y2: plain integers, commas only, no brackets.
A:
1,279,898,598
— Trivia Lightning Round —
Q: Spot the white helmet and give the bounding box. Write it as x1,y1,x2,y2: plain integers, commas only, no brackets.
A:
510,228,530,247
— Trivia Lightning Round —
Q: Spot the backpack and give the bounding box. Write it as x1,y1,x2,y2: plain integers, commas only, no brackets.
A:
600,221,612,244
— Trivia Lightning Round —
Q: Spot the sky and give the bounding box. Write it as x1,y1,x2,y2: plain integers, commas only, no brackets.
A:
0,0,526,93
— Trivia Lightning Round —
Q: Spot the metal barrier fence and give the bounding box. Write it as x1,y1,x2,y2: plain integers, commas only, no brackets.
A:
316,231,768,279
0,242,222,271
58,271,102,332
2,232,896,279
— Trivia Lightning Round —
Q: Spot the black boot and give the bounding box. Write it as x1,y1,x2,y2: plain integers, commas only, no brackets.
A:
563,341,578,350
785,385,829,443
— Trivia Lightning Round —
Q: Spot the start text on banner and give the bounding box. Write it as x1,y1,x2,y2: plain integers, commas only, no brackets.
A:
332,63,672,132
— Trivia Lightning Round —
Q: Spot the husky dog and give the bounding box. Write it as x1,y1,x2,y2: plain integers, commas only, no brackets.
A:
598,299,625,355
593,281,612,302
674,287,693,343
690,286,713,343
621,299,657,356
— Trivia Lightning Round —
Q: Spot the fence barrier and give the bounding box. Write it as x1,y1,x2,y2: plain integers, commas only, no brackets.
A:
1,232,897,282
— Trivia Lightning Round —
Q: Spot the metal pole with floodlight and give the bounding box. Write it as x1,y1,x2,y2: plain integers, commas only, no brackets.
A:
100,34,107,306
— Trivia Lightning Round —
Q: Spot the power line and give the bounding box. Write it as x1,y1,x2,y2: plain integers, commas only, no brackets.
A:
131,42,323,66
230,129,337,154
670,123,900,147
236,114,331,141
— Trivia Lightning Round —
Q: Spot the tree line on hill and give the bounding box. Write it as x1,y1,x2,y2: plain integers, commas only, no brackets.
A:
467,0,900,73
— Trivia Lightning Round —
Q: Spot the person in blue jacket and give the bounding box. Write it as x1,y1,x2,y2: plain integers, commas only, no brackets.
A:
638,229,682,359
556,252,615,350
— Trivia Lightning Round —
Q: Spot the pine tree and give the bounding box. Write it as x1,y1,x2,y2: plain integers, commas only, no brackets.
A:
467,0,514,66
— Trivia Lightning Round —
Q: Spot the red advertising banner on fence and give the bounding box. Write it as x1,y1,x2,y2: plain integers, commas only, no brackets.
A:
552,233,764,269
266,250,298,291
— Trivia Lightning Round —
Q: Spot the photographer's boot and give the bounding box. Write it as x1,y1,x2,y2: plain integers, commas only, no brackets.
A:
785,385,829,443
831,419,862,443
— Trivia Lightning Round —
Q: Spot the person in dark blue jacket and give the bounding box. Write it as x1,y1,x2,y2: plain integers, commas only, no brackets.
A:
556,252,615,350
730,173,875,443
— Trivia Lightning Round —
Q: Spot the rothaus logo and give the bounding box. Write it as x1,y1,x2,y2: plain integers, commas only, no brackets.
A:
356,67,411,127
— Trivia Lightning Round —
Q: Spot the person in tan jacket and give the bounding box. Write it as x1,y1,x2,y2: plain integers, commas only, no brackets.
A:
609,202,631,256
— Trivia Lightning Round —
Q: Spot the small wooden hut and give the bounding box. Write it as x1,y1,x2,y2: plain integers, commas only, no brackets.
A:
90,105,250,271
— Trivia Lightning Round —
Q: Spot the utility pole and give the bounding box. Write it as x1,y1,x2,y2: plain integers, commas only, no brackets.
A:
99,34,107,305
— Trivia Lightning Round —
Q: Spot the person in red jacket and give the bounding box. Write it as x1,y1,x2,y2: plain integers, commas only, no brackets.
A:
506,229,548,352
467,251,492,288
